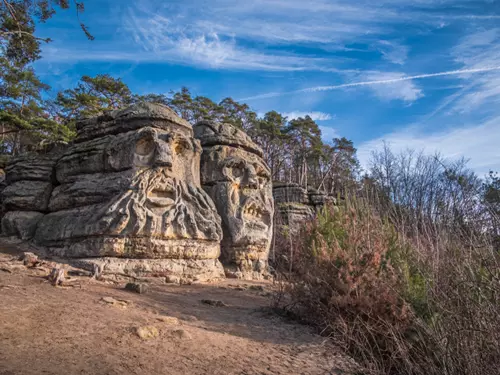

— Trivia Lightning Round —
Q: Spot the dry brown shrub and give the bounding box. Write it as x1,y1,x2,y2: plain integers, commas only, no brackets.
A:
272,198,499,375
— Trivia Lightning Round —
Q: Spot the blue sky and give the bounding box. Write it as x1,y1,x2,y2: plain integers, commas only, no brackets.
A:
33,0,500,176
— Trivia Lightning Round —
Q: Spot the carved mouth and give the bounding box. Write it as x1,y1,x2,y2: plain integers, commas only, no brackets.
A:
146,179,176,208
243,202,266,219
242,200,271,231
147,189,175,207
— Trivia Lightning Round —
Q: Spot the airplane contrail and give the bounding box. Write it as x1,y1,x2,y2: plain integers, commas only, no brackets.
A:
239,66,500,101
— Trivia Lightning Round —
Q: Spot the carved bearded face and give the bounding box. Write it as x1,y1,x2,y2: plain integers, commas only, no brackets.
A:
85,127,222,243
201,145,274,259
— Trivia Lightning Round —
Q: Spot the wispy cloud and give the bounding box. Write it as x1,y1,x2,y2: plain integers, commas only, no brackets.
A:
282,111,334,121
362,71,423,101
358,116,500,176
376,40,409,65
446,28,500,113
240,66,500,101
123,8,332,71
319,125,339,143
115,0,499,72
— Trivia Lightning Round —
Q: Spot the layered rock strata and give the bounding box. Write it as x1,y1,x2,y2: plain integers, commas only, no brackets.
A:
273,183,336,231
1,153,59,240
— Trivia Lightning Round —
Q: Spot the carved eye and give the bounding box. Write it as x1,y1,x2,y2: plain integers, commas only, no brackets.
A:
256,168,270,187
135,137,155,156
232,166,243,178
174,141,189,155
172,137,192,156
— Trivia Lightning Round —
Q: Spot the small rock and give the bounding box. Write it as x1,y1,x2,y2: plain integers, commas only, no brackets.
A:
67,269,92,277
171,329,192,340
91,263,102,280
165,275,180,284
101,296,128,308
19,252,39,267
125,282,149,294
102,296,118,304
48,268,65,286
201,299,227,307
182,315,198,322
157,316,180,325
136,326,159,340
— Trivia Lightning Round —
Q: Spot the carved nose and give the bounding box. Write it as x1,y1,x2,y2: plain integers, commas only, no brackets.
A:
245,167,259,189
153,142,173,168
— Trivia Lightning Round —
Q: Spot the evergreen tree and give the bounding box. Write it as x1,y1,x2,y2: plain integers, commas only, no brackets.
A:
285,116,322,188
0,0,91,154
54,74,133,125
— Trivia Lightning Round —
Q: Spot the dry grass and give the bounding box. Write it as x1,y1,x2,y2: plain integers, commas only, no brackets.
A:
272,198,499,375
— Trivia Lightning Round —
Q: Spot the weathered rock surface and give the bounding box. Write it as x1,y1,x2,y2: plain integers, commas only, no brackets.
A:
75,102,192,143
1,103,225,282
2,181,53,211
69,257,225,284
1,153,59,239
273,183,336,232
194,121,274,280
1,211,45,240
4,154,57,184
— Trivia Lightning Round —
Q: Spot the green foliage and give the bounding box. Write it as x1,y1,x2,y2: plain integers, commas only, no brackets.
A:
54,74,133,124
0,1,92,64
0,57,73,153
0,0,91,154
0,1,41,65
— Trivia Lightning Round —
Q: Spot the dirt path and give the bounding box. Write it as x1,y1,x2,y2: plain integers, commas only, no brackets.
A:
0,243,356,375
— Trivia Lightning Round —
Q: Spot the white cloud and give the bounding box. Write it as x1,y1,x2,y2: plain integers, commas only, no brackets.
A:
282,111,334,121
362,71,423,101
358,117,500,176
116,0,496,72
377,40,409,65
121,7,335,71
40,40,327,72
447,28,500,113
319,125,339,142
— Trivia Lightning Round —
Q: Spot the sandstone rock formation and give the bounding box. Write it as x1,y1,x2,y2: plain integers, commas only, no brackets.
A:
273,183,335,232
1,153,59,240
194,121,274,279
273,183,314,231
1,103,225,283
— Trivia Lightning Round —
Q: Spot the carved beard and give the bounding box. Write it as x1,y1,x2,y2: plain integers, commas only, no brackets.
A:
92,168,222,241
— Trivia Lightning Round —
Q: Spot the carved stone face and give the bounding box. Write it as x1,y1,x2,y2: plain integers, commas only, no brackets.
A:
35,126,222,258
201,145,274,263
95,127,220,242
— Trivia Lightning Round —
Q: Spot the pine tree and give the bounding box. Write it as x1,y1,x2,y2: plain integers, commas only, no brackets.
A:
54,74,133,125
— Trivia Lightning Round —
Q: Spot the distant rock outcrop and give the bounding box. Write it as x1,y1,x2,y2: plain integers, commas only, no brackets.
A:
273,183,335,231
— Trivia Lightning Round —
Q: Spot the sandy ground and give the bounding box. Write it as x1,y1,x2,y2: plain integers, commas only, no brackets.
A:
0,241,357,375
